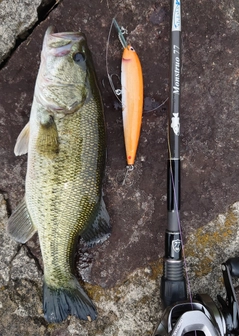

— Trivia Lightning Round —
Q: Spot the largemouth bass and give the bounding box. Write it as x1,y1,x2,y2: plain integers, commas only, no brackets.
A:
7,27,110,323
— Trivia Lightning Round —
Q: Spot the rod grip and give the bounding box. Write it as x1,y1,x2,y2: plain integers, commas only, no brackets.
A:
161,259,187,308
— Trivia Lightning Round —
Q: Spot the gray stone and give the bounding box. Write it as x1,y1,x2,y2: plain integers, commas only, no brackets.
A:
0,194,18,287
0,194,44,335
1,0,239,334
1,192,239,334
0,0,53,63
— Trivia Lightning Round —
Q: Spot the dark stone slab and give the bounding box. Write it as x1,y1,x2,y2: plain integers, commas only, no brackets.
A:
1,0,239,291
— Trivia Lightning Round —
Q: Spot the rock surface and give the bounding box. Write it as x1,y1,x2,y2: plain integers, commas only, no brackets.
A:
1,0,239,335
1,194,239,335
0,0,55,63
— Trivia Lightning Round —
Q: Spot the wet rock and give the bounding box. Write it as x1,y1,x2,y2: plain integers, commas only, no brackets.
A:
1,191,239,334
1,0,239,334
0,0,55,63
185,202,239,300
0,194,18,287
0,194,44,335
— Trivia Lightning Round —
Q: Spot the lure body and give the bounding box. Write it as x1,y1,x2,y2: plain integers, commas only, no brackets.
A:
121,45,143,166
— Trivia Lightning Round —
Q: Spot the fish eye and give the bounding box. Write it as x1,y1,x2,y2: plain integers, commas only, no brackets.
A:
130,46,135,51
73,52,86,64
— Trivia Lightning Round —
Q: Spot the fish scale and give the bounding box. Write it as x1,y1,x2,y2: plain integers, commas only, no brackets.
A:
27,98,105,285
7,27,110,323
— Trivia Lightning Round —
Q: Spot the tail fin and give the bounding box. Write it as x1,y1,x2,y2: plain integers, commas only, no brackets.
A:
43,276,97,323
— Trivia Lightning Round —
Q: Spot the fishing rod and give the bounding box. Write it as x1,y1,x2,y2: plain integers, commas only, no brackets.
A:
153,1,239,335
161,0,186,309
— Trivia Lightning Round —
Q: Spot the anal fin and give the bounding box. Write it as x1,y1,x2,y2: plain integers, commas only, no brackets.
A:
7,198,37,243
81,197,111,247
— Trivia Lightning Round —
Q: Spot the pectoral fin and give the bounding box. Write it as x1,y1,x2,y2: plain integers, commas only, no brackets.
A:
81,197,111,247
36,116,59,158
7,198,37,243
14,122,30,156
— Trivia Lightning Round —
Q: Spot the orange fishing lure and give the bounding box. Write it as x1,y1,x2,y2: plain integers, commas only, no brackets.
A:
121,45,144,166
113,19,144,168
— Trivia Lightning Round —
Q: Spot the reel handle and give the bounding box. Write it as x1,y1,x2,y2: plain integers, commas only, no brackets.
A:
225,257,239,277
217,258,239,334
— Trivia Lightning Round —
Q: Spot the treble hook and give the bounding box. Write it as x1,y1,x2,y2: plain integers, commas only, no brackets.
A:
122,165,134,186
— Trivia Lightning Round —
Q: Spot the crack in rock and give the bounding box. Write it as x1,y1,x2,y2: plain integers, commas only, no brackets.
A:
0,0,61,67
0,194,19,286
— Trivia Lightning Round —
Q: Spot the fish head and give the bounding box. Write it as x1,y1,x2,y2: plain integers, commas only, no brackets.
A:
35,26,92,114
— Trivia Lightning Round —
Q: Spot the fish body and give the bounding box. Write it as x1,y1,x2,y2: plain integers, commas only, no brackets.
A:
7,27,110,323
121,45,143,166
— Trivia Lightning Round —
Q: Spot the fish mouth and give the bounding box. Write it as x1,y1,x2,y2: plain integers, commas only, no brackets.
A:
43,26,85,57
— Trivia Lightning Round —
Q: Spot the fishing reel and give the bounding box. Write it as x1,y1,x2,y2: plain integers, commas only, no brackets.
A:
153,257,239,336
